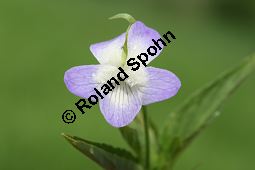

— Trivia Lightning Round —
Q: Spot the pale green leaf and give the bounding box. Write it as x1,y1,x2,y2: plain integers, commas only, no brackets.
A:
158,54,255,169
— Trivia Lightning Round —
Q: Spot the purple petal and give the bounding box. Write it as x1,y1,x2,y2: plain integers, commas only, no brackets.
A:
90,33,126,66
127,21,163,64
140,67,181,105
99,83,142,127
64,65,100,98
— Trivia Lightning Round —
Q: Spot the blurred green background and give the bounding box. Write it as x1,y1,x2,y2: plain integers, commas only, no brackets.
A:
1,0,255,169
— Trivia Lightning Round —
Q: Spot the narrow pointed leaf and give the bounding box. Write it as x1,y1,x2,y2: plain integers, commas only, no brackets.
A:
158,54,255,169
62,133,141,170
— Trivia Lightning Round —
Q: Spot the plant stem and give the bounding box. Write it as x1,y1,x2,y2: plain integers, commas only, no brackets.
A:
142,106,150,170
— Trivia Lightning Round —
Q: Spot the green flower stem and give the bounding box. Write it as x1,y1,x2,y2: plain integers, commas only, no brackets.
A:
142,106,150,170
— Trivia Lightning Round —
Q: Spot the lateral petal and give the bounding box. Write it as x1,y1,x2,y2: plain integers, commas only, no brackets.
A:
64,65,101,98
140,67,181,105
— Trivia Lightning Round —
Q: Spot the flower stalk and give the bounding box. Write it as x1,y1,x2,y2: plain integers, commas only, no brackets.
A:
142,106,150,170
109,13,137,66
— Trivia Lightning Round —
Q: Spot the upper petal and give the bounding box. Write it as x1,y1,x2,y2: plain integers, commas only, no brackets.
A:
127,21,163,64
139,67,181,105
90,33,126,66
64,65,101,98
99,83,142,127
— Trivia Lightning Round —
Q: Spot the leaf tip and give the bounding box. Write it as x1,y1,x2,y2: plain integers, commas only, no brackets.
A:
62,133,76,144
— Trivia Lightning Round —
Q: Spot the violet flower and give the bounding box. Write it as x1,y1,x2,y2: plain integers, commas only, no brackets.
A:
64,20,181,127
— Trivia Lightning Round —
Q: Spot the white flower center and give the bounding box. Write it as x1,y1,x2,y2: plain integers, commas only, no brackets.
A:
93,65,148,88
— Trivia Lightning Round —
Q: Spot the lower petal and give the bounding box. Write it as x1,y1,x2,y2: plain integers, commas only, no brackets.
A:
140,67,181,105
99,83,142,127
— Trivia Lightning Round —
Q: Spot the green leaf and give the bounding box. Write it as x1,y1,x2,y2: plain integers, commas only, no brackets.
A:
119,109,159,167
62,133,141,170
158,54,255,169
